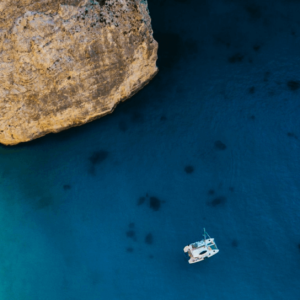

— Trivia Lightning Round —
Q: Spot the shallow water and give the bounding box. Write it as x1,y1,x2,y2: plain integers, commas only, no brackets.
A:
1,0,300,299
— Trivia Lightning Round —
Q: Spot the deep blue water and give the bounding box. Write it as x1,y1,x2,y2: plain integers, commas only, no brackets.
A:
1,0,300,299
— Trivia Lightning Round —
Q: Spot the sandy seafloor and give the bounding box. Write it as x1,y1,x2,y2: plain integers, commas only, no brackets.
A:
1,0,300,299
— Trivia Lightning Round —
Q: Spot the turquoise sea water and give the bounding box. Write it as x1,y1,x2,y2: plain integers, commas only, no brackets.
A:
1,0,300,299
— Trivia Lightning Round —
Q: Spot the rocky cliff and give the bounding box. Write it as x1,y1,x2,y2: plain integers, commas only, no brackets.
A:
0,0,158,145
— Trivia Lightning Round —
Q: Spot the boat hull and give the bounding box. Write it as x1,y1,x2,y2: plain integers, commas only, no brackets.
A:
183,238,219,264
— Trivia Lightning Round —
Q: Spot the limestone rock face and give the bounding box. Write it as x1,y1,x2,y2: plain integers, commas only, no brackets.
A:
0,0,158,145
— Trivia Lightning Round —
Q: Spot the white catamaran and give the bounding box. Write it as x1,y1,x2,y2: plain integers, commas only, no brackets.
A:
183,229,219,264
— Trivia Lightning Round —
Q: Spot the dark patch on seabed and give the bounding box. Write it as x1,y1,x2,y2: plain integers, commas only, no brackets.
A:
287,80,300,91
89,150,109,165
63,184,71,190
232,240,238,248
228,53,244,63
287,132,298,140
244,4,262,20
208,189,215,195
184,165,194,174
253,44,261,51
126,230,136,241
207,196,227,207
88,150,109,175
149,196,163,211
34,196,53,210
145,233,153,245
248,86,255,94
137,194,165,211
214,140,227,150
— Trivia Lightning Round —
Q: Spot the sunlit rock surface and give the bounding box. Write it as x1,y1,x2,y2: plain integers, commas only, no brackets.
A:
0,0,158,145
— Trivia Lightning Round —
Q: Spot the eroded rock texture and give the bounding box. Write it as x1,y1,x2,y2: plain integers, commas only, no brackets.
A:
0,0,158,145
